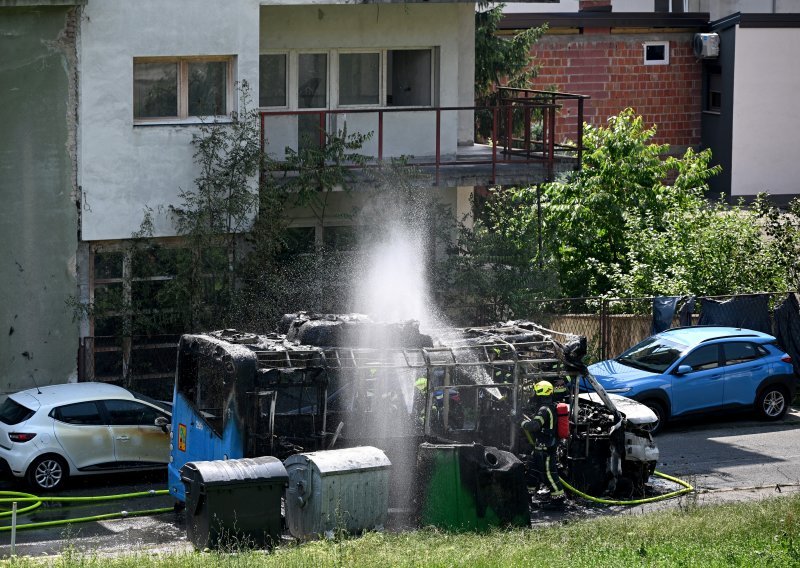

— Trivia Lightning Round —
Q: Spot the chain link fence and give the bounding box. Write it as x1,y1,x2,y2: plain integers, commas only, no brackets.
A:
79,292,797,392
453,291,796,363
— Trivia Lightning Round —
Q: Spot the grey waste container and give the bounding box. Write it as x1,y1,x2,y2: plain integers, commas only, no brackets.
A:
181,456,288,549
284,446,391,540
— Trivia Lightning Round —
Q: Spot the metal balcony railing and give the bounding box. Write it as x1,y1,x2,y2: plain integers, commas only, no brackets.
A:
259,88,589,186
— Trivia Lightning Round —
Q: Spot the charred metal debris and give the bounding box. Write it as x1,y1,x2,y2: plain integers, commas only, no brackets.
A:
174,313,659,500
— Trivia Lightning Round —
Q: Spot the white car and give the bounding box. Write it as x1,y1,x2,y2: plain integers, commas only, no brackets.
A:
0,383,171,491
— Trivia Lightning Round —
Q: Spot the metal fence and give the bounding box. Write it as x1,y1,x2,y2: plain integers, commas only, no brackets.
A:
79,292,796,391
453,291,796,363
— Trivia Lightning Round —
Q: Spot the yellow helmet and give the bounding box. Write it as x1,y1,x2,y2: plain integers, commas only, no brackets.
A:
534,380,554,397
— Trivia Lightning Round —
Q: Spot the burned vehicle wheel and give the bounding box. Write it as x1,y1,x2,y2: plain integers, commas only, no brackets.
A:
757,386,788,420
27,454,68,491
640,400,666,435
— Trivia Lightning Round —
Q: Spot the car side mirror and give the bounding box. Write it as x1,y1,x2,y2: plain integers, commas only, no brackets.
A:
675,364,692,375
154,415,170,433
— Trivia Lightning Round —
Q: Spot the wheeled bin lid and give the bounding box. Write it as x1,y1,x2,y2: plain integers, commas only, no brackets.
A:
181,456,288,489
284,446,391,475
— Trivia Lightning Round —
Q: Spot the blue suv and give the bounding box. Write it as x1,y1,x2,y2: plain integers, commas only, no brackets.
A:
588,327,796,433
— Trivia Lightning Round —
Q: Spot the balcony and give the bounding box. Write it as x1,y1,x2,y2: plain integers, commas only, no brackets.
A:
260,88,589,188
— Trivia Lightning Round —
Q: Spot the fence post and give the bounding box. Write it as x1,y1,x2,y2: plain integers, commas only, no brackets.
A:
600,298,609,360
10,501,17,555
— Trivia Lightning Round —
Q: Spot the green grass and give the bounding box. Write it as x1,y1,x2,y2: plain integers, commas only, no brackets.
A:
5,495,800,567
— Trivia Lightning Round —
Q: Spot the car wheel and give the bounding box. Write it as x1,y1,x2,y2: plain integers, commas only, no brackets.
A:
640,400,667,435
757,386,788,421
26,455,68,492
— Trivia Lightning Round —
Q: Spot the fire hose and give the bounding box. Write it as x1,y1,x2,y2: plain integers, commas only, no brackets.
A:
560,470,694,505
523,429,694,505
0,489,172,532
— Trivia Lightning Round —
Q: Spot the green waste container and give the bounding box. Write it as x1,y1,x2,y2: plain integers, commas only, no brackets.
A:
181,456,288,549
416,443,529,531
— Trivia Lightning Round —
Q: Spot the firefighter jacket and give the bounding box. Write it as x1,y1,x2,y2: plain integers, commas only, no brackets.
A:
521,402,558,449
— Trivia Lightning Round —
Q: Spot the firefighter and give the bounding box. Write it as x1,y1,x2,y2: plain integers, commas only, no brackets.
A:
552,374,574,403
521,380,566,505
413,377,428,431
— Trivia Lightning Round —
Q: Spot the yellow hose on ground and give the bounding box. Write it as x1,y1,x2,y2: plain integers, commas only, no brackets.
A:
0,489,172,531
523,428,694,504
560,470,694,505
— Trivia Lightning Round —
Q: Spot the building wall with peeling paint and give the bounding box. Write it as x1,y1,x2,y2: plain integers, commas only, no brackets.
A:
78,0,262,242
0,4,82,395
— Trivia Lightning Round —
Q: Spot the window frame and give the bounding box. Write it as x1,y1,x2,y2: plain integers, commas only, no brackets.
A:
643,41,670,66
722,342,767,367
296,50,330,111
705,68,722,114
385,48,435,108
50,401,106,426
101,399,166,427
133,55,236,125
336,49,383,108
258,48,436,111
259,51,289,109
678,344,722,373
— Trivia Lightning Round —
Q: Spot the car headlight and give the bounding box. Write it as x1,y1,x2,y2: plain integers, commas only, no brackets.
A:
606,387,633,394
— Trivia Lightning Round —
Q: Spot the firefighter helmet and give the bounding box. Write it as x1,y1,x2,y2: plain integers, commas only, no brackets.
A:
534,380,554,397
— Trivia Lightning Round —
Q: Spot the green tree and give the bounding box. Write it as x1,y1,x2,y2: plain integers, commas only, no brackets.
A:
443,186,559,322
166,81,262,329
475,3,547,100
755,194,800,290
542,109,721,297
605,195,786,297
474,3,547,143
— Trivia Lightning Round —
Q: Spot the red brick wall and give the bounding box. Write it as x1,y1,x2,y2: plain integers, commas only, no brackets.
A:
527,32,702,150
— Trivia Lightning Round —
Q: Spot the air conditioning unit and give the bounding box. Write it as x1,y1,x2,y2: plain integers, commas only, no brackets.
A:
693,33,720,59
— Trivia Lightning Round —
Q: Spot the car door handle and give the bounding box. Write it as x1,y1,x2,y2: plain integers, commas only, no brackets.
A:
116,435,130,441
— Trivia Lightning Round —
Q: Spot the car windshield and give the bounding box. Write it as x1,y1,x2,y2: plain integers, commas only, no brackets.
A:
0,397,35,425
616,336,688,373
128,390,172,413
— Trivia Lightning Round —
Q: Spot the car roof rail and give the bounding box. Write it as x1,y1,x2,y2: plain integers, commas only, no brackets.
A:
659,325,714,333
698,334,760,343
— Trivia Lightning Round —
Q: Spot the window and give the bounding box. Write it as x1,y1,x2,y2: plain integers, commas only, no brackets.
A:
0,398,34,425
643,42,669,66
258,48,436,110
706,70,722,113
655,0,686,12
52,402,104,426
323,226,358,251
260,53,287,107
681,345,720,372
298,53,327,109
87,244,184,388
617,336,687,374
339,52,380,106
723,343,765,366
104,399,163,426
282,227,316,255
133,56,233,121
387,49,432,106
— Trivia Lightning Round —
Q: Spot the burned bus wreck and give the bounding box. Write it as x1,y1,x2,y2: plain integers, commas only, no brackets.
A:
167,314,659,508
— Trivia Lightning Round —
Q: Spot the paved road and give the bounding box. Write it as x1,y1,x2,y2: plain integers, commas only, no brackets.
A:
3,409,800,557
657,410,800,492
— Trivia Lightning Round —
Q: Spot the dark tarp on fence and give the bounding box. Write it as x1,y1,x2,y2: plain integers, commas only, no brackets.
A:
651,296,680,335
678,296,696,327
773,294,800,377
697,294,771,335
